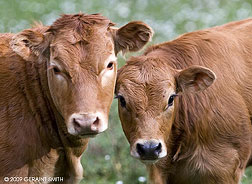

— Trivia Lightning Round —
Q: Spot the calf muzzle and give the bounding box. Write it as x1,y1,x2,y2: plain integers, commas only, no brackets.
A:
68,113,107,137
131,138,168,163
136,141,162,160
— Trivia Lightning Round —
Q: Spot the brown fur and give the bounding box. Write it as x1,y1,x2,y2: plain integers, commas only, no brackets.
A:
116,19,252,184
0,13,152,184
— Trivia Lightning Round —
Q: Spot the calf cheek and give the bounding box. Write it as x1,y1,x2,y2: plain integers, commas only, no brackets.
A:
118,108,134,144
100,86,114,115
48,73,70,116
159,113,174,144
100,72,117,113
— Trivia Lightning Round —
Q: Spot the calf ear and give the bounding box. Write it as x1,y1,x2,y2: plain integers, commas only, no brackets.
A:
10,28,49,61
175,65,216,93
113,21,153,55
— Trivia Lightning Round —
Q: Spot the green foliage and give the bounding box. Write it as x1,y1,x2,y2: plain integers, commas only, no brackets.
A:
243,167,252,184
1,0,252,183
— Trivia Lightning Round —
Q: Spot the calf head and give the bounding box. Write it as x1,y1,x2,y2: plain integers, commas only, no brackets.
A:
11,13,153,138
116,57,216,163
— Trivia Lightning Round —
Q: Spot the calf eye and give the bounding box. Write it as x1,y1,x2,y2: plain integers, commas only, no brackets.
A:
116,95,126,108
168,94,177,107
52,67,61,74
107,62,114,70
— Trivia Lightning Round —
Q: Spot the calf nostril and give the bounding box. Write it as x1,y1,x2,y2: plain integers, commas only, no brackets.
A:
93,117,99,126
73,118,81,128
136,143,145,156
155,143,162,154
91,117,100,131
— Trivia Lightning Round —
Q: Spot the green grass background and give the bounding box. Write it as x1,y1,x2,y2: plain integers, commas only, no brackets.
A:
0,0,252,183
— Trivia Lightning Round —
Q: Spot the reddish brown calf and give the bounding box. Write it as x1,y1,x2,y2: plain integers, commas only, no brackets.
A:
116,18,252,184
0,13,152,183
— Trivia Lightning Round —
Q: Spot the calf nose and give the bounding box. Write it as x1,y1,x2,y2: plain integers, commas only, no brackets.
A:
136,141,162,160
70,113,101,136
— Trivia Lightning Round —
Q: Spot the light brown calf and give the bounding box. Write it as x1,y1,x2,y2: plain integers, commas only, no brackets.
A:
0,13,152,183
116,19,252,184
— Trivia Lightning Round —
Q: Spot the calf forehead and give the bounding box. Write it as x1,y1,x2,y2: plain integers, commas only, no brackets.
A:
50,31,115,77
48,13,113,38
117,57,175,93
125,81,173,113
53,26,113,46
48,13,115,67
117,63,175,113
117,56,175,82
52,34,114,62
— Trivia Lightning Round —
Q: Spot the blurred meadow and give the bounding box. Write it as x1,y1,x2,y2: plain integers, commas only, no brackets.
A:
0,0,252,183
